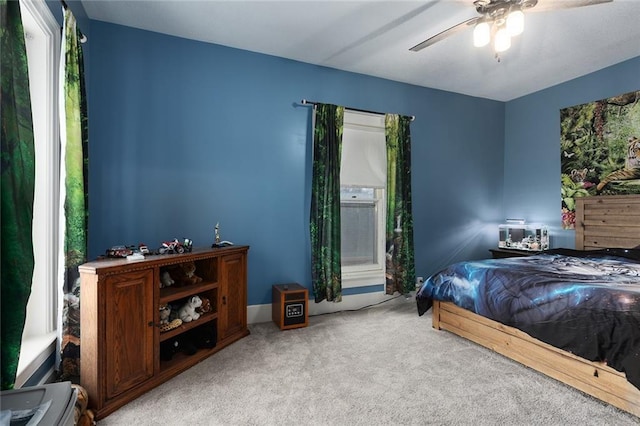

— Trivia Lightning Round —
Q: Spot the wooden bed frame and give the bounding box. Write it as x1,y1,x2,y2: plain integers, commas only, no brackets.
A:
432,195,640,418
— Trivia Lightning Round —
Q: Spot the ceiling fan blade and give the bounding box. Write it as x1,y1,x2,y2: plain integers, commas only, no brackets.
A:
410,17,480,52
530,0,613,12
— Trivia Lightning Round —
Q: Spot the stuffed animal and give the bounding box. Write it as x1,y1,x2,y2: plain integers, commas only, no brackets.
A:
167,262,203,287
160,303,183,332
160,270,174,288
160,336,197,361
160,339,179,361
185,323,217,349
159,318,182,333
196,296,212,315
178,295,202,322
159,304,171,324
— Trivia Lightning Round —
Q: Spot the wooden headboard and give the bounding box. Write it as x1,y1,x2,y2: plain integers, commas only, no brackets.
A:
575,195,640,250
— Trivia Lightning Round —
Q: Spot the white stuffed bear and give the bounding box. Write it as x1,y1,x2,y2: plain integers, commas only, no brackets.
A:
178,295,202,323
160,270,175,288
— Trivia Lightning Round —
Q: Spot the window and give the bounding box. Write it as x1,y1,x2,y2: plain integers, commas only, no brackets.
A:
340,111,386,288
340,187,383,267
16,0,60,387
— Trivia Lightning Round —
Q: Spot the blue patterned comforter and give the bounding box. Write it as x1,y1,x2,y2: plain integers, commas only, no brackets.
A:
416,249,640,390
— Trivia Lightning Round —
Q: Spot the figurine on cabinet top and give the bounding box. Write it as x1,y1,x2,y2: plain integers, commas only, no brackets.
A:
211,223,234,248
214,223,221,245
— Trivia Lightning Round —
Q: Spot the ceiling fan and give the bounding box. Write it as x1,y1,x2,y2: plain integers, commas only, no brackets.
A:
409,0,613,54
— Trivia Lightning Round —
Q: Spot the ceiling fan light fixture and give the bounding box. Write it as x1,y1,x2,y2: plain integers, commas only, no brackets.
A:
409,0,617,58
494,27,511,52
473,21,491,47
506,9,524,36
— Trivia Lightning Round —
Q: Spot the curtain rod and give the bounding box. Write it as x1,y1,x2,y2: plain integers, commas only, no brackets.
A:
300,99,415,122
59,0,88,43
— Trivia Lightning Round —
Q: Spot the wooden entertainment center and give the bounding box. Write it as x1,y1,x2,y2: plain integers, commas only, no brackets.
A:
79,246,249,420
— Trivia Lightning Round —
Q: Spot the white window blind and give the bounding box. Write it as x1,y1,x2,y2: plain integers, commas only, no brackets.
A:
339,110,386,288
340,110,386,188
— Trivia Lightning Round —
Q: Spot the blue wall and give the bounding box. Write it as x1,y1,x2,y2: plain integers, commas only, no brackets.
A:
87,21,505,306
504,57,640,249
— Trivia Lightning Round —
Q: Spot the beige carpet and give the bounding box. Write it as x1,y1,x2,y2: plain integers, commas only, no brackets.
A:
98,297,639,425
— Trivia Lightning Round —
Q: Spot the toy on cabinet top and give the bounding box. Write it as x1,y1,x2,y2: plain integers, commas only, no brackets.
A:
106,245,134,258
211,223,234,247
106,243,151,258
158,238,193,255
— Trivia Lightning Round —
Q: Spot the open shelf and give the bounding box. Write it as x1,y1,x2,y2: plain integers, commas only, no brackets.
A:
159,312,217,342
159,281,218,304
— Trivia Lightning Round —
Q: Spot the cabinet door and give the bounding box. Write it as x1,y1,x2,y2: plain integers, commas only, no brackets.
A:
104,269,155,399
218,253,247,341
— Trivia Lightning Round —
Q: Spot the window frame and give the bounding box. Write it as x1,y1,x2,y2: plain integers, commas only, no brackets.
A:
339,187,386,288
16,0,60,387
339,110,387,289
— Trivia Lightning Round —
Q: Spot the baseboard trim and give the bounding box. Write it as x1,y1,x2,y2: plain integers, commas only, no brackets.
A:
247,291,414,325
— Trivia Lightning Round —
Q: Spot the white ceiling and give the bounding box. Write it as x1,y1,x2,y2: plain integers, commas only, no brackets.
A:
81,0,640,101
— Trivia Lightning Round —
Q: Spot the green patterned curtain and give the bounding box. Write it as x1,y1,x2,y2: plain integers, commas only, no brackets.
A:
310,104,344,302
1,0,36,390
58,7,88,381
385,114,415,295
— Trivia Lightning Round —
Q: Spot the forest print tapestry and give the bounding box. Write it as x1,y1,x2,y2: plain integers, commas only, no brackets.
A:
560,90,640,229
